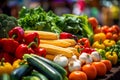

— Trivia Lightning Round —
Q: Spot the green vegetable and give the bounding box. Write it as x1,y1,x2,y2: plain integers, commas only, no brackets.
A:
11,64,33,80
30,54,67,77
22,76,40,80
18,6,93,38
23,54,63,80
31,70,48,80
0,73,11,80
0,14,18,38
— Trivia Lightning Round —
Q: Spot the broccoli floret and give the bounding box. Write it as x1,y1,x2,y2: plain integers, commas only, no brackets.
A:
0,14,18,38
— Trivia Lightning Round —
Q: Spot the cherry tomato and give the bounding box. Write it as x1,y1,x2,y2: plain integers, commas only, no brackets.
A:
88,17,98,30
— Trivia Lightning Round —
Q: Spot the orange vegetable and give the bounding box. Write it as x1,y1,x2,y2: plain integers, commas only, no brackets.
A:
81,64,97,80
101,60,112,72
92,62,107,77
69,71,87,80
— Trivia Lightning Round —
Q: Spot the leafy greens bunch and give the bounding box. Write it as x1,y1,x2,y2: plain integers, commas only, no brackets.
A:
18,6,93,38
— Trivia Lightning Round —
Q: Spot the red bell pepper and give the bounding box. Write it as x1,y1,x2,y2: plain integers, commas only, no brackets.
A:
60,32,73,39
33,48,46,57
3,52,14,64
24,32,40,47
81,47,95,54
15,43,35,59
78,38,90,48
8,26,24,43
0,38,19,54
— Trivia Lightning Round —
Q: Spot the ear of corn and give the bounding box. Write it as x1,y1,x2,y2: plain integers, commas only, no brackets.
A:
25,30,59,40
45,54,56,61
60,39,76,46
67,47,80,57
40,39,72,48
39,44,73,58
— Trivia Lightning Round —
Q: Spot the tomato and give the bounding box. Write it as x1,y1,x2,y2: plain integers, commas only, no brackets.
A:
92,62,107,77
101,60,112,72
112,25,120,33
106,32,113,39
94,27,102,34
82,64,97,80
88,17,98,30
69,71,87,80
112,33,119,41
107,27,117,34
101,25,109,33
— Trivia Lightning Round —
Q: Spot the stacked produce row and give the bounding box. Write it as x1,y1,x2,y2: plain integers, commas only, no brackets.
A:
0,6,120,80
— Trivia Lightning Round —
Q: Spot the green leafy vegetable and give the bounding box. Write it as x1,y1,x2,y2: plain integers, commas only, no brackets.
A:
18,6,93,38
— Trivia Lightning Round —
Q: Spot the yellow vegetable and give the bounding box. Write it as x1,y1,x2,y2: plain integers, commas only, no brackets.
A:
39,44,73,58
60,39,77,46
25,30,58,40
103,39,116,47
40,39,72,47
0,58,13,75
45,54,56,60
93,32,106,42
67,47,80,57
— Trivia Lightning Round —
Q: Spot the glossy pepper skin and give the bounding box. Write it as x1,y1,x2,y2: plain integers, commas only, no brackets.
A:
0,58,13,75
92,41,105,49
12,59,27,70
33,48,46,57
15,43,34,59
78,38,90,47
0,38,19,54
105,51,118,65
24,32,40,47
1,52,14,64
8,26,24,43
103,39,116,47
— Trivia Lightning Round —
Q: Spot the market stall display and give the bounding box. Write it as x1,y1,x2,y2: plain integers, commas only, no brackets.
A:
0,6,120,80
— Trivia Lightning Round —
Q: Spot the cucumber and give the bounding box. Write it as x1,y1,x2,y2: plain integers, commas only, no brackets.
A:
31,54,67,76
22,76,40,80
0,73,10,80
24,54,63,80
11,64,33,80
31,70,48,80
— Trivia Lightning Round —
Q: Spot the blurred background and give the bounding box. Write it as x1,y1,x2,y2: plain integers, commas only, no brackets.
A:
0,0,120,26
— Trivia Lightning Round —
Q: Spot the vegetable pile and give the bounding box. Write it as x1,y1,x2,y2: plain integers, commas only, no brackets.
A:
0,14,18,38
18,6,93,38
1,6,120,80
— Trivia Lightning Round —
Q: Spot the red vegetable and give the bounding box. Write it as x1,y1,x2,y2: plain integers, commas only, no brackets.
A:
60,32,73,39
8,26,24,43
24,32,40,47
33,48,46,57
0,38,19,54
78,38,90,48
15,43,35,59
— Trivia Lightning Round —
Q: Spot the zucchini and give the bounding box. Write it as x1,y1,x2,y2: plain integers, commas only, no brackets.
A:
24,54,63,80
22,76,40,80
31,70,48,80
0,73,10,80
11,64,33,80
31,54,67,76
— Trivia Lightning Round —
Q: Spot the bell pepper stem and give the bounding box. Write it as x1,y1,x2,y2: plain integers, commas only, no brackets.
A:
0,58,5,66
27,41,37,48
12,34,17,39
19,61,27,65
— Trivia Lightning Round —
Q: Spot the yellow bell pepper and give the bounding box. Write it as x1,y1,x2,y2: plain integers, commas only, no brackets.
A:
92,41,105,49
105,51,118,65
0,58,13,75
103,39,116,47
12,59,27,70
93,32,106,42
